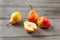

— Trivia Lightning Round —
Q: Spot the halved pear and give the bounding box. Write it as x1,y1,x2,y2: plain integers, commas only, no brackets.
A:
24,21,37,32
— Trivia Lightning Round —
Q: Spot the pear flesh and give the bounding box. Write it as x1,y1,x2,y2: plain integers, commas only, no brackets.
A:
24,21,37,32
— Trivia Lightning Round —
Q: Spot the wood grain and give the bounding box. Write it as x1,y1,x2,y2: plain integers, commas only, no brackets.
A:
0,0,60,39
0,0,60,19
0,19,59,37
0,36,60,40
0,7,60,19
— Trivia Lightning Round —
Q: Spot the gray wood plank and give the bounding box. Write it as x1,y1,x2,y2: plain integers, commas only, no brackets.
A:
26,0,60,2
0,7,60,19
0,0,60,18
0,0,60,40
0,36,60,40
0,19,59,37
0,0,60,4
0,0,60,8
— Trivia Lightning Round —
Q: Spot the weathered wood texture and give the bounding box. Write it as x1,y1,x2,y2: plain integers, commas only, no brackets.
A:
0,0,60,18
0,36,60,40
0,19,59,37
0,0,60,40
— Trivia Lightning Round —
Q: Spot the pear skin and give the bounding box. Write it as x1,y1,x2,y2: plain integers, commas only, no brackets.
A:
28,9,38,22
28,5,38,22
10,11,22,24
7,11,22,26
37,16,51,29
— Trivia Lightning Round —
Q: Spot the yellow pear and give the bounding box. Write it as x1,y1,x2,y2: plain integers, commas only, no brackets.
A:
7,11,22,25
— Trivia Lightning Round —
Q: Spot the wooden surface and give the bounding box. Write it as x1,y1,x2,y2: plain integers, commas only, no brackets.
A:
0,0,60,40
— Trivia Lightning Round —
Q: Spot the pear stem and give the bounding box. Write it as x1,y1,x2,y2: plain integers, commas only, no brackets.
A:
29,4,33,10
6,22,10,26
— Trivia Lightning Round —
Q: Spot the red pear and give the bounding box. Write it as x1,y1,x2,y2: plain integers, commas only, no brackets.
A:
37,16,51,29
28,5,38,22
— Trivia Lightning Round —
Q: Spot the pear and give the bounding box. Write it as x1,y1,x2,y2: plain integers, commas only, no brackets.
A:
7,11,22,26
24,21,37,33
28,5,38,22
37,16,51,29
